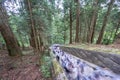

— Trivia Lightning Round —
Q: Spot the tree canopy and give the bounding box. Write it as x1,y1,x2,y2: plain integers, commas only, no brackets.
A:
0,0,120,55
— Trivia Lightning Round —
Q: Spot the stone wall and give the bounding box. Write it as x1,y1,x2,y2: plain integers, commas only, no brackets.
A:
50,44,120,80
60,47,120,74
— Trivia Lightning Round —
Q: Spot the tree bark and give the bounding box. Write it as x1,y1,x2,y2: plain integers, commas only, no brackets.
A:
75,0,80,43
87,19,91,42
113,21,120,42
83,10,89,42
0,3,22,56
107,30,114,44
38,32,41,51
69,5,72,44
17,31,25,50
89,0,99,43
25,0,37,49
63,31,66,44
96,0,115,44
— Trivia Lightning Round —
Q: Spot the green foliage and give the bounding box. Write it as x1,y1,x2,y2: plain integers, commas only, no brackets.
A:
9,14,30,47
1,0,120,46
40,56,51,78
0,34,5,44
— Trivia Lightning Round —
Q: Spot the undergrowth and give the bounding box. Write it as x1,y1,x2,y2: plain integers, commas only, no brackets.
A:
40,54,51,78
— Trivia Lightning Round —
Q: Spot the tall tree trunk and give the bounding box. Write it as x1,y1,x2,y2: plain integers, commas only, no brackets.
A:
89,0,99,43
25,0,37,49
113,21,120,42
79,13,82,42
96,0,115,44
107,30,114,44
90,14,97,43
69,5,72,44
37,32,41,51
83,10,89,42
64,31,66,44
18,31,25,50
34,27,39,50
87,18,91,42
75,0,80,43
35,29,41,51
25,35,29,46
0,3,22,56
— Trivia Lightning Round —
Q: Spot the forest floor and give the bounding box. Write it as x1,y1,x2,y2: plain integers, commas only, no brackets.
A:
65,43,120,54
0,44,119,80
0,49,52,80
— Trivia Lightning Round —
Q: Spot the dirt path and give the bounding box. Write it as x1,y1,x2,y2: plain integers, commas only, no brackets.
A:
0,50,51,80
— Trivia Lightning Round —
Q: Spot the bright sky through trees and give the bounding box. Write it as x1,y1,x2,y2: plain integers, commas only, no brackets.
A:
4,0,20,14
